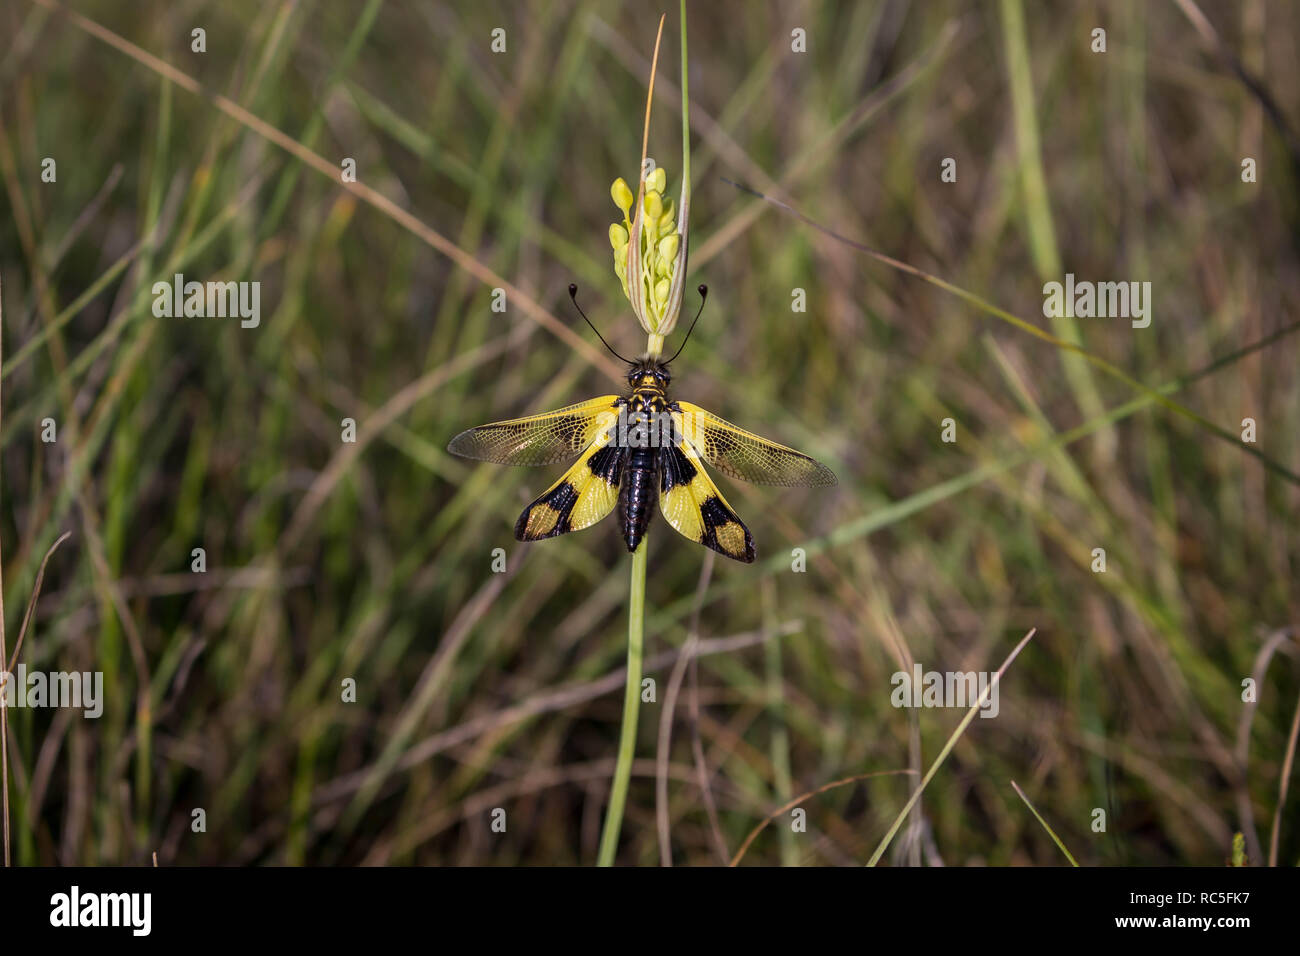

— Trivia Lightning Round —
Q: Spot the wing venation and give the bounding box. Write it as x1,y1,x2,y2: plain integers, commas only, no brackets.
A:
674,401,836,487
448,396,622,466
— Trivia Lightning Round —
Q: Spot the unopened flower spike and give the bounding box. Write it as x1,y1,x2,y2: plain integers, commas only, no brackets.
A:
609,161,690,347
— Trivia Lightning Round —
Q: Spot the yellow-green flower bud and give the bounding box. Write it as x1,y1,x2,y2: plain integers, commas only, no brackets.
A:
647,166,666,194
609,223,628,250
611,178,634,214
643,189,662,223
654,277,671,307
658,234,679,263
658,197,675,227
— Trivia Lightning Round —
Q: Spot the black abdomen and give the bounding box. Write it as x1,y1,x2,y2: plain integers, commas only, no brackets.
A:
619,447,658,553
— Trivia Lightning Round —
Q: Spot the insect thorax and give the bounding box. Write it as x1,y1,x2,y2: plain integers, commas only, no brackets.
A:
617,362,678,451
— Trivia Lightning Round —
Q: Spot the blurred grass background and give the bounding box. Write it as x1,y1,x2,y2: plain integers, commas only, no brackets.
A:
1,0,1298,866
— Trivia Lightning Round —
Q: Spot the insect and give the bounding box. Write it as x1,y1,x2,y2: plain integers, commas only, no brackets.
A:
447,285,836,563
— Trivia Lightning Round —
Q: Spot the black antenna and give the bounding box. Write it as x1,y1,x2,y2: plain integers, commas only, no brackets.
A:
569,284,633,364
665,284,708,364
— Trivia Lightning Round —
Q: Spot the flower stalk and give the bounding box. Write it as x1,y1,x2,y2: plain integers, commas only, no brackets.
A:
595,0,690,865
596,539,648,866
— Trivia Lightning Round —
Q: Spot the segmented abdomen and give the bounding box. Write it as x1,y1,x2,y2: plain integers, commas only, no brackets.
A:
618,446,657,553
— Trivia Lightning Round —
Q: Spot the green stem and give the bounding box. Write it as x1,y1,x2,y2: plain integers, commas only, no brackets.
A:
597,536,648,866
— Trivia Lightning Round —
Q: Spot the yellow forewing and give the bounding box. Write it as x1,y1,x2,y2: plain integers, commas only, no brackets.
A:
674,401,836,487
448,396,622,466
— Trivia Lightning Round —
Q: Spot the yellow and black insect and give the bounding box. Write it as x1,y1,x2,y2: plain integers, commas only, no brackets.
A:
448,285,835,563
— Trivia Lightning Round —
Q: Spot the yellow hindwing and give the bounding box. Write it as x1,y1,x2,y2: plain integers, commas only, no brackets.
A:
515,430,623,541
658,441,755,563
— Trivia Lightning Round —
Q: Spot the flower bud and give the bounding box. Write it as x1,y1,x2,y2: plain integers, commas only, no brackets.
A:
659,198,675,228
647,166,666,194
654,277,671,307
611,178,634,214
658,234,679,263
643,189,663,223
609,223,628,250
